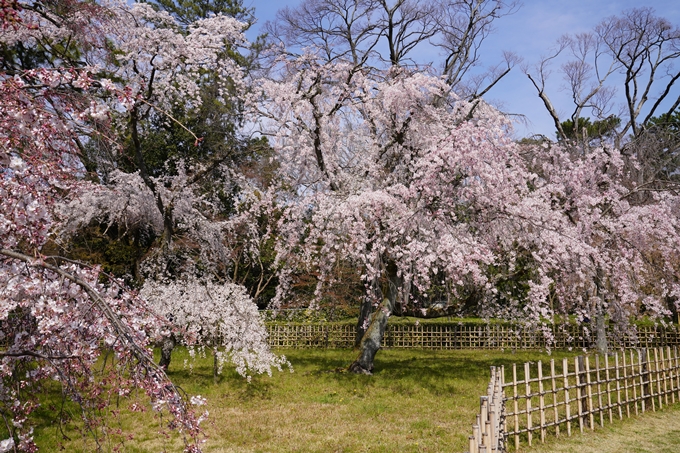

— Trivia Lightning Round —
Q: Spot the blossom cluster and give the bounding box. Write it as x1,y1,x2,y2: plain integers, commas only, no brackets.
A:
141,278,289,380
258,55,680,339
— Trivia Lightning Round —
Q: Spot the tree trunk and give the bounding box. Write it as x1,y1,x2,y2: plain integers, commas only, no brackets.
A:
355,297,373,347
595,304,608,355
349,297,393,374
355,276,381,347
594,267,608,355
159,334,176,371
349,261,400,374
213,347,219,384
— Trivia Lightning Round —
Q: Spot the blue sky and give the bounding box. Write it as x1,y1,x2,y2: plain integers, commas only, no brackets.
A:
244,0,680,139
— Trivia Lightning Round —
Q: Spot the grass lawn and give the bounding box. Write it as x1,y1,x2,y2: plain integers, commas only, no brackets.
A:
31,347,585,452
524,402,680,453
34,347,680,452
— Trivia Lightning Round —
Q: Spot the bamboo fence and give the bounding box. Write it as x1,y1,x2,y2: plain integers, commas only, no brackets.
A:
265,323,356,348
470,346,680,452
469,366,505,453
265,322,680,350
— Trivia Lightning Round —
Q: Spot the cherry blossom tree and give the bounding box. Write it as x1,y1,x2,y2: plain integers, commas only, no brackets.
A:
516,141,680,353
140,278,289,382
0,107,205,451
519,8,680,351
0,0,283,450
256,47,680,370
255,55,546,372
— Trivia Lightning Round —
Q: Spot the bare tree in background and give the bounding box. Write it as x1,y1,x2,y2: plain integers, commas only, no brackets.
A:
265,0,520,98
524,7,680,147
600,9,680,139
435,0,519,96
265,0,381,65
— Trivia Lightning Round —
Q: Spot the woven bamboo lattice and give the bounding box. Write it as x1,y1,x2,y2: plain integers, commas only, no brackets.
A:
265,323,356,348
265,322,680,350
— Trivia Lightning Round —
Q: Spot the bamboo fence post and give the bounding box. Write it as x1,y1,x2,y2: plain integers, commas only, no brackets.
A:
501,365,506,404
538,361,546,443
490,410,497,451
563,357,571,437
657,348,666,407
595,355,604,427
550,359,559,437
615,352,623,420
481,422,489,451
576,356,585,433
605,353,613,424
484,418,491,450
653,348,661,410
585,356,594,430
675,346,680,401
649,348,663,411
669,346,676,404
501,364,507,451
646,348,655,412
513,363,519,451
483,392,493,450
525,362,533,446
630,349,638,416
657,347,663,403
666,346,673,404
662,347,670,404
662,347,669,406
480,396,488,448
639,349,648,414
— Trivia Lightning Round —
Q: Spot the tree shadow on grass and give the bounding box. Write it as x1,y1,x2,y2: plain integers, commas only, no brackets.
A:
165,348,578,404
167,362,278,402
268,349,525,398
307,349,576,397
279,348,357,372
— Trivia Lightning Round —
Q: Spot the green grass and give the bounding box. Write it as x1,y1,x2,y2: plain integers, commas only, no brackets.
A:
31,348,585,452
524,402,680,453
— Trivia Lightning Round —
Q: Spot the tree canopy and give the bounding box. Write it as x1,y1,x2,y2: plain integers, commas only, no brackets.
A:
1,0,679,450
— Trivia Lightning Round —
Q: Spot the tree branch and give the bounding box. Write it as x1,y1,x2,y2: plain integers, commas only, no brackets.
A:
0,350,76,360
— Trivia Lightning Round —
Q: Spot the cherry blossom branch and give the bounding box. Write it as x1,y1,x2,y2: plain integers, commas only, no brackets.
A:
0,248,190,413
0,351,76,360
1,249,141,353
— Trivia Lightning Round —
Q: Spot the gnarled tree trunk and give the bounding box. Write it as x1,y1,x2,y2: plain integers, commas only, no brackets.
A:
355,275,381,347
159,334,176,370
349,297,393,374
349,261,400,374
355,297,374,347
